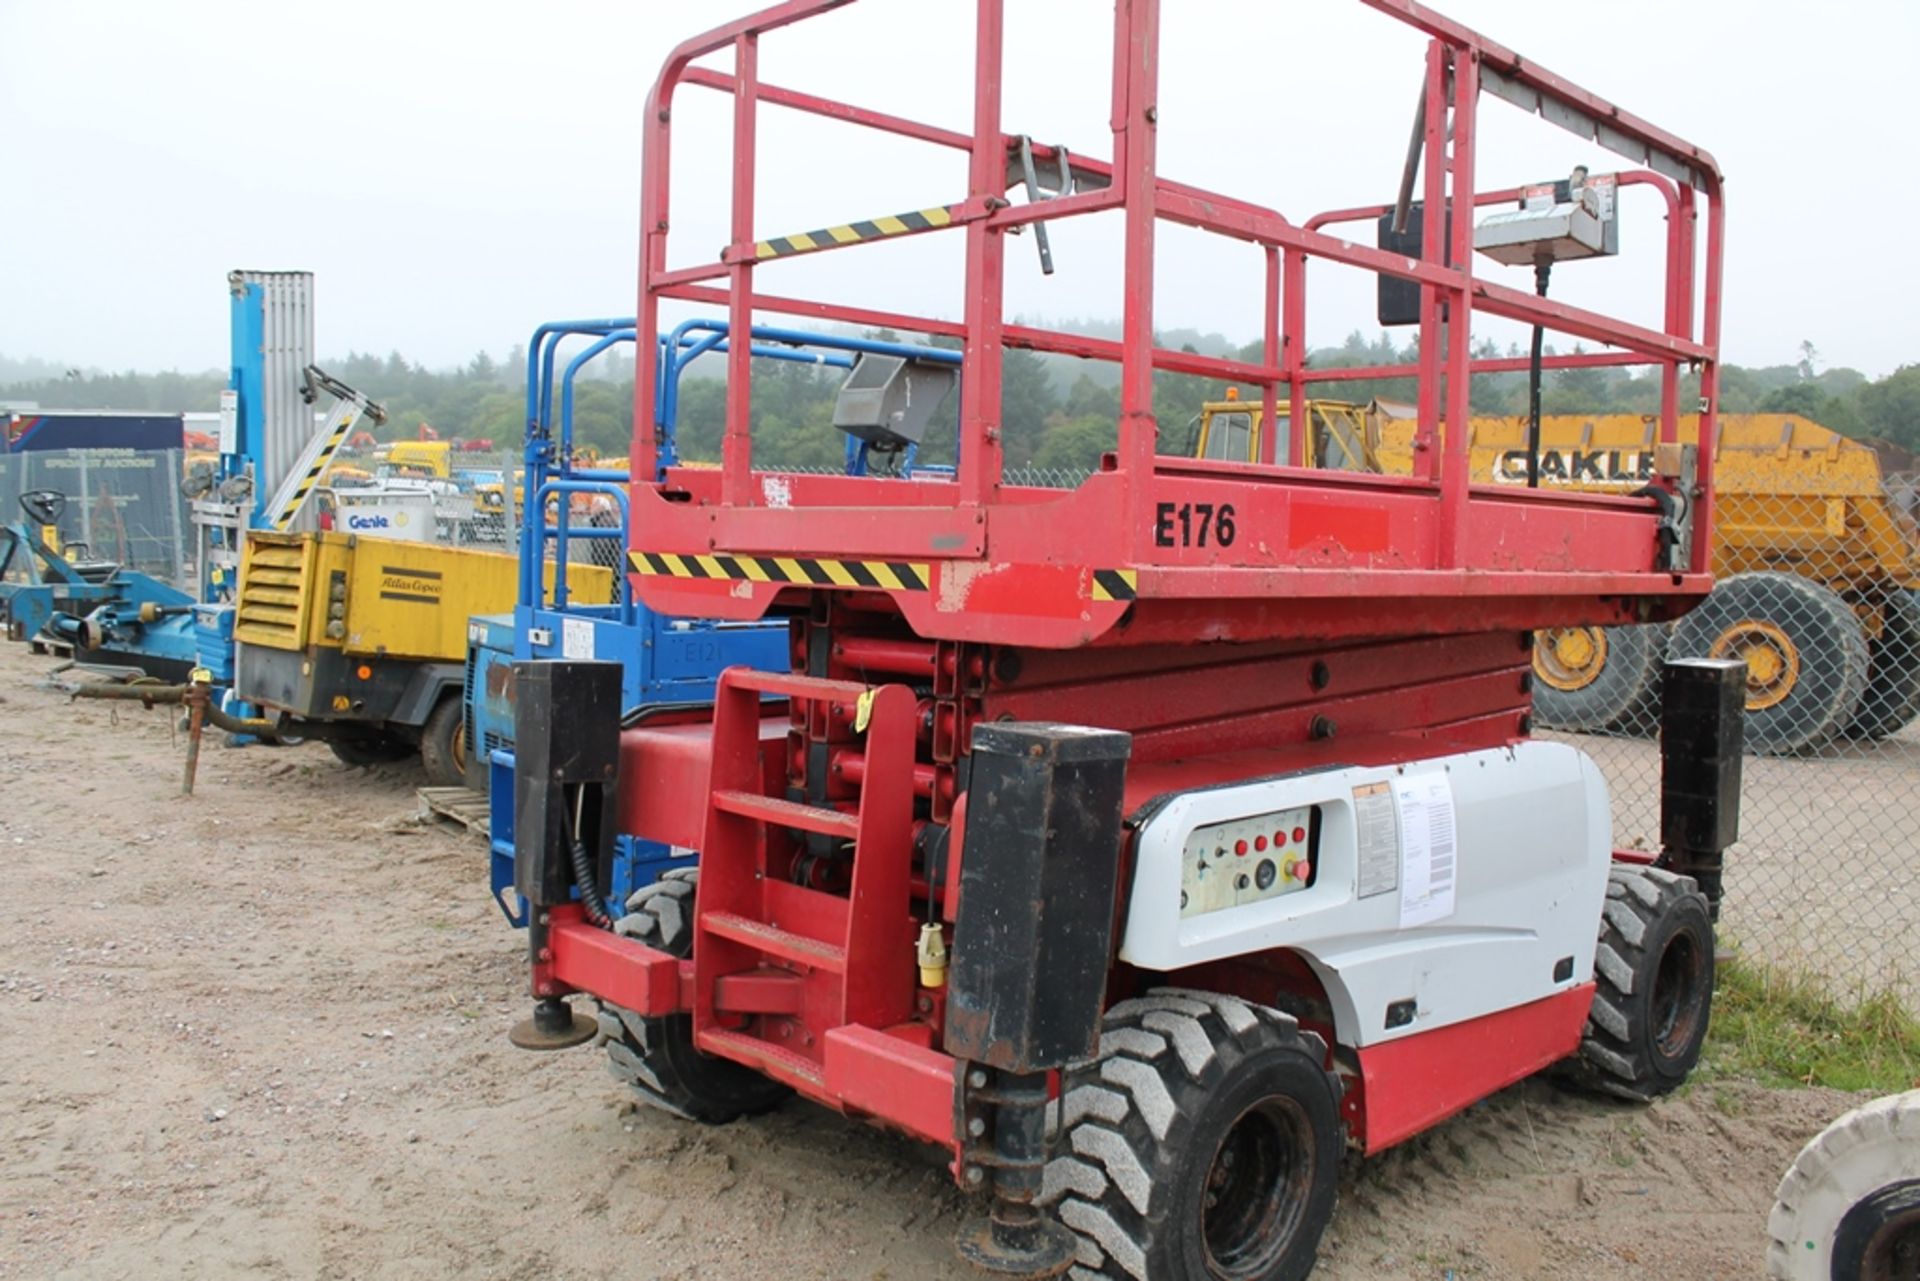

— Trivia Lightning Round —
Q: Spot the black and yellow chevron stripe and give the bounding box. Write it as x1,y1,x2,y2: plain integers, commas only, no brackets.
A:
272,415,357,530
630,550,931,591
629,551,1139,602
755,205,956,260
1090,569,1138,602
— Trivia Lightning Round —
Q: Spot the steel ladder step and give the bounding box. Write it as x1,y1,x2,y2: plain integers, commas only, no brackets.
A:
702,911,848,973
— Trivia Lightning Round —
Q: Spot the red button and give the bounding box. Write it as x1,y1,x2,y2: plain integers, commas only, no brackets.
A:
1234,839,1248,856
1254,835,1268,851
1273,830,1286,846
1293,826,1307,844
1295,861,1312,881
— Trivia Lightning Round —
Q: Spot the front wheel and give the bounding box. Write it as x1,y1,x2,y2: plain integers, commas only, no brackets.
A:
1768,1091,1920,1281
1045,989,1341,1281
1568,864,1715,1102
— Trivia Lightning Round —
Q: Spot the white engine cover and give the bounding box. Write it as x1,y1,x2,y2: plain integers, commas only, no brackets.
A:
1119,741,1611,1048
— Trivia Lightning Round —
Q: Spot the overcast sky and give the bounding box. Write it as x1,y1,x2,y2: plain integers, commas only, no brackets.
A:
3,1,1914,379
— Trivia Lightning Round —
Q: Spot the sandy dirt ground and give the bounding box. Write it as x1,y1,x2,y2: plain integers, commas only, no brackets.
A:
0,639,1865,1281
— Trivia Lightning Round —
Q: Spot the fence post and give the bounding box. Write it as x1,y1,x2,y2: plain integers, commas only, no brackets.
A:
1658,658,1746,921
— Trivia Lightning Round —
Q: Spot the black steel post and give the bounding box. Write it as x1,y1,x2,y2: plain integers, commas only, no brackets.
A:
1527,257,1552,489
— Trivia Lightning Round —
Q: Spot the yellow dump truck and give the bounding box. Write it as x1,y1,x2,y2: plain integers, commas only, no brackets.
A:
232,530,614,782
1190,399,1920,753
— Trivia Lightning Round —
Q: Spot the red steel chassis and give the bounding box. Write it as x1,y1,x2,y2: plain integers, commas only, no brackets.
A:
530,0,1725,1195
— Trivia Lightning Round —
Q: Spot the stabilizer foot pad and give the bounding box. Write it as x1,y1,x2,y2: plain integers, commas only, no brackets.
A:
954,1216,1076,1278
509,1009,597,1051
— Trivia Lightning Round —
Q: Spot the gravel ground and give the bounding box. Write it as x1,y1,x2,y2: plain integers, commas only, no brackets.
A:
0,639,1868,1280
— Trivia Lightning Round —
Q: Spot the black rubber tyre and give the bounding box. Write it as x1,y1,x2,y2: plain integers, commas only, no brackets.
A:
1531,622,1668,734
1568,865,1714,1102
1669,571,1869,755
1845,589,1920,740
598,869,791,1124
329,733,416,767
418,695,466,788
1768,1091,1920,1280
1043,988,1341,1281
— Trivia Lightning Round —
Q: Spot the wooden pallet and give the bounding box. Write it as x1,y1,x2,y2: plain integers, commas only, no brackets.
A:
418,785,490,842
27,635,74,660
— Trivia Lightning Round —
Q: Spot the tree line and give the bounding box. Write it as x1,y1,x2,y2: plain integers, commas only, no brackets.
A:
6,332,1916,473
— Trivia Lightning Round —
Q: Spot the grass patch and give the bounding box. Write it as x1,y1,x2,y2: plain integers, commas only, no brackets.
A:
1705,956,1919,1093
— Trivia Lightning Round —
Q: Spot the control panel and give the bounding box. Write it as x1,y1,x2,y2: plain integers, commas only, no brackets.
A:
1180,803,1317,918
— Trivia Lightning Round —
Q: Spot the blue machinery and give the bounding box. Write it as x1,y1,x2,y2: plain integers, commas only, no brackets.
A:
479,319,961,925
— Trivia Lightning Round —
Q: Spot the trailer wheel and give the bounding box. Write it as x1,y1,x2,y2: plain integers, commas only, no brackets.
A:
418,695,466,788
1568,865,1714,1102
598,869,791,1124
1767,1090,1920,1281
1845,589,1920,740
329,732,415,767
1531,623,1667,734
1043,989,1340,1281
1669,571,1869,754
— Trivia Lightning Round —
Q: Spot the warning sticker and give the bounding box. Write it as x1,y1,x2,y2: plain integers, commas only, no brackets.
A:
1395,772,1458,928
1353,781,1398,900
561,616,594,660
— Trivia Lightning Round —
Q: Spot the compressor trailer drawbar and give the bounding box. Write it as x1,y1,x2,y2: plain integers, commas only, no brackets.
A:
508,3,1740,1278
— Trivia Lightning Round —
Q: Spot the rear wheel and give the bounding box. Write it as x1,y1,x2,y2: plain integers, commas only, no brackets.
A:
1669,571,1869,754
1768,1091,1920,1281
418,695,466,788
1568,864,1714,1102
1845,589,1920,740
1531,622,1667,734
1044,989,1341,1281
598,868,791,1124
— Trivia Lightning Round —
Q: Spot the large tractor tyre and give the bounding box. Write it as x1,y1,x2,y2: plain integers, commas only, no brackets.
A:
1531,622,1668,734
1845,589,1920,741
598,869,791,1124
1567,864,1714,1103
328,732,416,768
1768,1091,1920,1281
1669,571,1870,755
1044,989,1342,1281
418,695,467,788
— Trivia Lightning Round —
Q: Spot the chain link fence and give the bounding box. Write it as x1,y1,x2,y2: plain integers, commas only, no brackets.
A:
1534,463,1920,1004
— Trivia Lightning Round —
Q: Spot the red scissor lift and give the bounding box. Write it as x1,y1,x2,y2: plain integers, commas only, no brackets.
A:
513,3,1735,1277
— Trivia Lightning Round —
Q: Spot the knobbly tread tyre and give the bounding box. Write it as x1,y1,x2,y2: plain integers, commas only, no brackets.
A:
418,694,466,788
1669,571,1869,755
1043,987,1341,1281
1845,588,1920,740
1569,864,1714,1102
1531,622,1668,734
1767,1090,1920,1280
598,869,790,1124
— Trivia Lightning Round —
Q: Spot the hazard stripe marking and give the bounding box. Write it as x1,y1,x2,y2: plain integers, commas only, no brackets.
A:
754,205,956,260
627,553,1134,603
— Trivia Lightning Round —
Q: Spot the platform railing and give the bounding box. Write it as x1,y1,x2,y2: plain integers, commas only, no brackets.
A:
630,0,1723,578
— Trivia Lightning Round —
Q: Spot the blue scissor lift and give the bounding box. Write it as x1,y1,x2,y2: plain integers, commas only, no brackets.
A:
479,319,961,924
